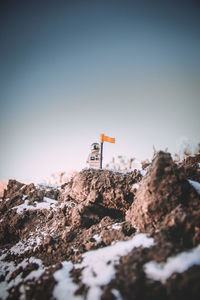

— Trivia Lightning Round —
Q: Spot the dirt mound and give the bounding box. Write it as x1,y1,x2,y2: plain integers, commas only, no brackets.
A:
0,156,200,300
58,169,141,228
126,151,199,232
62,168,141,210
179,153,200,182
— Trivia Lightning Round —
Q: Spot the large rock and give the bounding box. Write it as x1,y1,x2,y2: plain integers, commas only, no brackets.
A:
69,169,141,209
126,152,199,232
3,179,25,199
179,153,200,182
59,169,142,227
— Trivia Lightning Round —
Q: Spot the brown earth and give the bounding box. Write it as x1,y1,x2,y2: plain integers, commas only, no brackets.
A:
0,152,200,300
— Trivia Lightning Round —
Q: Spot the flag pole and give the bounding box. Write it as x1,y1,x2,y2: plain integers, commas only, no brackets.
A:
100,134,104,169
100,142,103,169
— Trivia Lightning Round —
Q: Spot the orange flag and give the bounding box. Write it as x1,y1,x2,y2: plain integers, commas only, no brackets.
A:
100,134,115,144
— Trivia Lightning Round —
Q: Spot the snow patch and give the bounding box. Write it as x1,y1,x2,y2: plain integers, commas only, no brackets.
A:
140,169,147,176
10,241,31,255
188,179,200,195
9,227,49,256
111,289,123,300
43,197,57,204
112,223,122,230
87,286,102,300
104,168,133,174
0,255,45,300
132,183,139,190
93,234,102,244
75,234,154,300
144,245,200,283
53,261,83,300
12,197,57,214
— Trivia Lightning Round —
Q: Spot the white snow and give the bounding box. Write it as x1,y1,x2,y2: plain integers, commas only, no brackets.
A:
53,261,83,300
72,248,78,253
140,170,147,176
12,197,57,214
19,285,26,300
104,168,133,174
144,245,200,283
25,267,44,281
86,286,102,300
43,197,57,204
10,241,30,255
112,223,122,230
75,234,154,300
132,183,139,190
0,254,45,300
9,228,48,255
93,234,102,244
111,289,123,300
188,179,200,195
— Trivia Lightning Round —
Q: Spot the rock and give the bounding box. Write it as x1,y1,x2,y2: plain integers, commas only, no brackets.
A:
47,212,53,220
3,179,24,198
67,169,141,214
179,153,200,182
43,236,55,246
27,189,44,202
22,263,39,278
126,151,199,232
62,229,76,242
100,228,126,246
58,169,142,229
21,183,35,195
44,189,59,200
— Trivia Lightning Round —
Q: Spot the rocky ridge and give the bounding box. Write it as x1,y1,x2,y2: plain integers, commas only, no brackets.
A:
0,152,200,299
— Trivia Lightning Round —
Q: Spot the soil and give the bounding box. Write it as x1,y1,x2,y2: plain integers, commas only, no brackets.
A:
0,152,200,300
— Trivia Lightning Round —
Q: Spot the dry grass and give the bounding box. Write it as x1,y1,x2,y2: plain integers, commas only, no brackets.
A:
173,143,200,162
43,169,78,185
105,155,136,171
106,143,200,171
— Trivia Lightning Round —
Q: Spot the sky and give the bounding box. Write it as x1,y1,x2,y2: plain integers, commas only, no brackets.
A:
0,0,200,183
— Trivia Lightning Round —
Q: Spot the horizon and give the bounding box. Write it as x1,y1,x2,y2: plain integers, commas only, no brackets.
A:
0,140,199,184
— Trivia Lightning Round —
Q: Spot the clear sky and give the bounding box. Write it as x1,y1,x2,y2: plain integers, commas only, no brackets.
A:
0,0,200,182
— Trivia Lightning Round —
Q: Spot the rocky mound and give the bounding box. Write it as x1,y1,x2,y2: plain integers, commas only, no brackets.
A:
126,152,199,233
0,153,200,300
179,153,200,182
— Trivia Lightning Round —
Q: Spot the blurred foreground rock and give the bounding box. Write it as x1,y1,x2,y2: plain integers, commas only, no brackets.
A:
126,152,199,233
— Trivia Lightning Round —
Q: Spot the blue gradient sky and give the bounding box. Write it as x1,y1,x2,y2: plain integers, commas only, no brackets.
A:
0,0,200,182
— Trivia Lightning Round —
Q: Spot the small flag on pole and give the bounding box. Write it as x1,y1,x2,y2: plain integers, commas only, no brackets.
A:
100,134,115,169
100,134,115,144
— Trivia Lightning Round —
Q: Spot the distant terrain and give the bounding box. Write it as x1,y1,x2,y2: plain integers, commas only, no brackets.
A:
0,151,200,299
0,180,7,198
